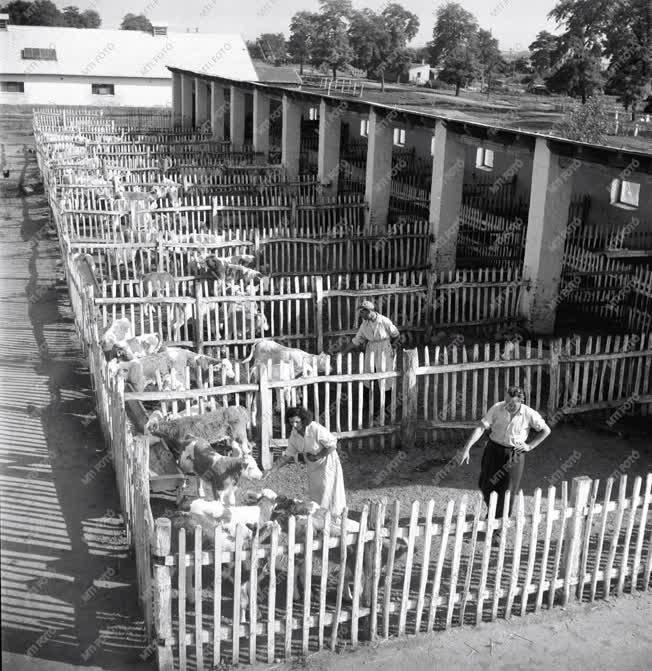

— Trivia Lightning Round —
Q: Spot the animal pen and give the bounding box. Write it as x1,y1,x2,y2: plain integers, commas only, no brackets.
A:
33,108,652,670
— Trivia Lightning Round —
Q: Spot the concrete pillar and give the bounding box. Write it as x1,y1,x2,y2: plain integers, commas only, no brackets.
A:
252,89,270,156
364,108,394,230
318,99,342,197
520,138,575,334
282,94,302,180
195,78,209,127
180,73,192,128
229,85,246,148
428,120,466,271
211,82,225,141
172,71,182,127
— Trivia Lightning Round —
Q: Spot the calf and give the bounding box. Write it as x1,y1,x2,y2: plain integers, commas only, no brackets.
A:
176,436,263,504
171,490,278,622
145,405,253,457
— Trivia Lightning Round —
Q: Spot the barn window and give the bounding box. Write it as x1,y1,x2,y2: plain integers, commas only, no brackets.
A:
1,81,25,92
610,178,640,209
360,119,369,137
308,106,319,121
393,128,406,147
21,48,57,61
475,147,494,171
92,83,115,96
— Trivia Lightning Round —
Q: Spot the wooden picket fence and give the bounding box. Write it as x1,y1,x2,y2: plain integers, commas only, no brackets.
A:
559,245,637,327
149,472,652,668
456,204,526,269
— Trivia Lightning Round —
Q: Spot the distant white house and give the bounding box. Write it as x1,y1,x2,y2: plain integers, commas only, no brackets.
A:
407,61,432,84
0,15,297,107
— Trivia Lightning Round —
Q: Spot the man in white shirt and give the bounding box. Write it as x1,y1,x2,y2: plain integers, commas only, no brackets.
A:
460,386,551,518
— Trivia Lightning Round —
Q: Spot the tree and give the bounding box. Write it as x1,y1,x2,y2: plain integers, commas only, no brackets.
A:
475,29,503,91
255,33,288,65
348,3,418,90
545,36,604,102
311,0,354,79
429,2,478,66
547,0,609,102
1,0,63,25
438,44,478,95
512,56,533,74
603,0,651,119
552,95,612,143
529,31,558,76
80,9,100,28
120,13,152,32
288,11,320,74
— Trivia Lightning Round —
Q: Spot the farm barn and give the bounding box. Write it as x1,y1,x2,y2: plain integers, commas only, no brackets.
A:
6,63,652,670
0,17,299,108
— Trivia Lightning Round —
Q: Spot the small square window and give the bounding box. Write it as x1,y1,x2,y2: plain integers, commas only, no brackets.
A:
610,178,640,209
92,83,115,96
1,81,24,92
308,107,319,121
393,128,406,147
360,119,369,137
475,147,494,171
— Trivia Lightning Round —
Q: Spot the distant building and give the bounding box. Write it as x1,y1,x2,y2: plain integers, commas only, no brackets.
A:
407,61,432,84
0,16,278,107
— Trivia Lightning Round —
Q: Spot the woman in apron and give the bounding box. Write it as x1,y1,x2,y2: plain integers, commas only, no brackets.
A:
264,407,347,517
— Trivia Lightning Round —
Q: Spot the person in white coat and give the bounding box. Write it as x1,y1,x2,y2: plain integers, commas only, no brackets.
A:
343,300,401,391
264,407,347,517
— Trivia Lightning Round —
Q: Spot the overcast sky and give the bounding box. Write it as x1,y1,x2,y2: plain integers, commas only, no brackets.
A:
76,0,561,52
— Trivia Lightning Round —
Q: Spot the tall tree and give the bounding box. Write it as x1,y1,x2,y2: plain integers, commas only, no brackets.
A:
349,3,418,90
312,0,354,79
429,1,478,66
288,11,320,75
255,32,288,65
603,0,652,119
547,0,609,102
438,44,479,95
529,30,558,77
475,29,503,91
120,13,152,32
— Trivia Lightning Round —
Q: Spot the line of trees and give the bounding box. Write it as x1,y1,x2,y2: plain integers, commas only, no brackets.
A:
248,0,420,91
1,0,100,27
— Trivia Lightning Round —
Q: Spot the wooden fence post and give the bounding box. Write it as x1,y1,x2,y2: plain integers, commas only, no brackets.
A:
547,338,560,420
257,363,273,470
253,229,261,272
290,196,298,233
401,348,418,446
561,476,592,606
194,285,204,355
314,275,324,354
153,518,174,671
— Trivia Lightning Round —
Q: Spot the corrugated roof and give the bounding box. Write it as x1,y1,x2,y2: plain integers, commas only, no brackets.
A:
251,60,301,84
0,25,257,80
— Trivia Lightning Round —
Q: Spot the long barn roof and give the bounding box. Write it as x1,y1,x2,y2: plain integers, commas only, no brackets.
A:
0,25,256,80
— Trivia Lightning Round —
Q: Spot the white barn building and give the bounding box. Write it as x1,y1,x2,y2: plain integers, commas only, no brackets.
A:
0,15,295,107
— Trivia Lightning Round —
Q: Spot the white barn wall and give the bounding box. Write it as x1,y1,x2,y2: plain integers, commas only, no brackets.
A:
0,74,171,106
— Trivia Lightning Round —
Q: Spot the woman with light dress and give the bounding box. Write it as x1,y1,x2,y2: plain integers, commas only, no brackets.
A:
263,407,347,518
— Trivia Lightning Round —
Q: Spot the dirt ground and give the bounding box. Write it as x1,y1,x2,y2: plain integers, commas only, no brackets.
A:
234,416,652,518
263,590,652,671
